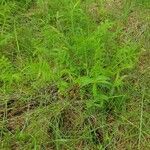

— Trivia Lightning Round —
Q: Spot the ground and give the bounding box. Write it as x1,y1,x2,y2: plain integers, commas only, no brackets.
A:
0,0,150,150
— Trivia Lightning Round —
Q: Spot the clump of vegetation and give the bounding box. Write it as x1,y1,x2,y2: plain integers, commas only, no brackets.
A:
0,0,149,149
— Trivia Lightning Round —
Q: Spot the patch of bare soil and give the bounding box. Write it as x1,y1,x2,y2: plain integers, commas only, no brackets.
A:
0,83,83,135
0,85,59,133
87,2,101,22
138,51,150,74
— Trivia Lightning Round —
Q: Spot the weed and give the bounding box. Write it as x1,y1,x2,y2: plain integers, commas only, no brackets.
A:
0,0,149,149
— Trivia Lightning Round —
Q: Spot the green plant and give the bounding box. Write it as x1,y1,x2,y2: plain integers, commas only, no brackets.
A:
0,0,149,149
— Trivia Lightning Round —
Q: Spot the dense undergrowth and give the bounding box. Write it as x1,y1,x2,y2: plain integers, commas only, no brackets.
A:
0,0,149,149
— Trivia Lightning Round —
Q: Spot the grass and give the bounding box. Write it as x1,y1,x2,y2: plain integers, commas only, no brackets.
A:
0,0,149,149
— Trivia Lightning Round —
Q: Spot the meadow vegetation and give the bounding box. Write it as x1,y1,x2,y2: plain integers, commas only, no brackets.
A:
0,0,149,149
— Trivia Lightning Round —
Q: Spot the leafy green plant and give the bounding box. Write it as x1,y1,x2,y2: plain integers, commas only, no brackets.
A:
0,0,149,149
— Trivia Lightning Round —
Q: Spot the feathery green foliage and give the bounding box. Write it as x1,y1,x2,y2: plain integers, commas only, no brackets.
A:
0,0,149,149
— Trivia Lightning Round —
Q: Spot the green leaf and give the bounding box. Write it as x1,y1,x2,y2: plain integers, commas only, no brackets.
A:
76,76,94,87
